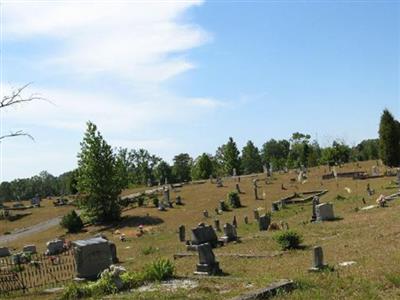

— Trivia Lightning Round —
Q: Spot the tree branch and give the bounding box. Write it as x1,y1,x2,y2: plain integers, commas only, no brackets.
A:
1,82,49,110
0,131,34,141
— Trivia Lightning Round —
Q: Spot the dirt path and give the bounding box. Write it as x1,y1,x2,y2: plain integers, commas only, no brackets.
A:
0,216,63,244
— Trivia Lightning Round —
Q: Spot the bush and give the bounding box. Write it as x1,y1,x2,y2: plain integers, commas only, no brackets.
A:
227,191,241,208
151,196,159,208
273,230,303,250
141,246,159,255
144,258,175,281
137,196,145,207
60,210,84,233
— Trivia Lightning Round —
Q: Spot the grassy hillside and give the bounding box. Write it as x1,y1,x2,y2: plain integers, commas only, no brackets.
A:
2,160,400,299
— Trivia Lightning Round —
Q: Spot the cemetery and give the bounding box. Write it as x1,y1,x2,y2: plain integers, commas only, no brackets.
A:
0,160,399,299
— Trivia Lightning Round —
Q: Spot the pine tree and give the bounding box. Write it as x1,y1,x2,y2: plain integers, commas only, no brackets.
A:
192,153,214,180
77,122,121,223
379,109,400,167
241,140,262,174
217,137,241,176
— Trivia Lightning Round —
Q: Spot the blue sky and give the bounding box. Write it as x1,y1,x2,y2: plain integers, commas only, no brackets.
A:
1,0,399,181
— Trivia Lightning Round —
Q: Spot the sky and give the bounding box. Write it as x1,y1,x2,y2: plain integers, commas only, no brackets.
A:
0,0,399,181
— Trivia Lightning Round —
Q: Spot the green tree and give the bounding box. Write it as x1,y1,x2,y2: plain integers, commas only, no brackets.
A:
216,137,241,176
172,153,192,182
77,121,121,223
261,139,290,170
154,160,172,184
287,132,311,168
379,109,400,166
354,139,379,161
191,153,214,180
241,140,262,174
128,149,160,185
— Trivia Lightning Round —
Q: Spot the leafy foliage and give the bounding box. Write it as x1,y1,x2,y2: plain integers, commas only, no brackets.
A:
227,191,241,208
191,153,214,180
379,109,400,167
143,258,175,281
77,122,122,223
172,153,193,182
60,210,83,233
273,230,303,250
216,137,241,176
241,140,263,174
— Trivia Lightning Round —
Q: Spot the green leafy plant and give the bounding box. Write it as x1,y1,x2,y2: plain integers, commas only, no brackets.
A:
144,258,175,281
151,195,159,208
273,230,303,250
60,210,84,233
227,191,241,208
141,246,159,256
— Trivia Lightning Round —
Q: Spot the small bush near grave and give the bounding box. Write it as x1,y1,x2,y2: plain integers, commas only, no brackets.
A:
137,195,145,207
151,195,159,207
141,246,159,255
335,194,346,201
60,210,84,233
273,230,303,250
227,191,241,208
144,258,175,281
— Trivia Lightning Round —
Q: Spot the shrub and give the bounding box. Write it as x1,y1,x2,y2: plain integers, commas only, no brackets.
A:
141,246,159,255
151,196,159,208
144,258,175,281
273,230,303,250
227,191,241,208
60,210,84,233
137,196,145,207
120,271,146,289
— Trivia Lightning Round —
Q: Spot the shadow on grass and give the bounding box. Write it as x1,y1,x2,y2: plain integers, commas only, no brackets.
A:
8,212,32,222
97,215,164,232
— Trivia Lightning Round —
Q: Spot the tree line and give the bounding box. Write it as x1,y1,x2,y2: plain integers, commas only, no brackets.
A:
1,109,399,203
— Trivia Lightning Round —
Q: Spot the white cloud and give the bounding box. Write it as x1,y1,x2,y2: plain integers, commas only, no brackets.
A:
3,0,210,82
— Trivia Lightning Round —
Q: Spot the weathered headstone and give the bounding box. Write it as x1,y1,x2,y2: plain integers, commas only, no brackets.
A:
215,207,219,215
233,168,237,177
311,196,320,222
221,223,238,242
232,215,237,228
309,246,327,271
194,243,222,275
191,224,219,248
109,242,118,264
214,219,221,232
0,247,11,257
73,237,113,279
158,202,166,211
179,225,186,242
23,245,37,254
236,183,241,193
316,203,335,221
258,214,270,231
244,216,249,224
46,239,64,255
203,210,209,218
176,196,183,205
216,178,223,188
254,186,259,200
163,188,170,205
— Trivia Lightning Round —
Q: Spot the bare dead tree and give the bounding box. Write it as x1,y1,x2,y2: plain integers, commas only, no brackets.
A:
1,83,47,141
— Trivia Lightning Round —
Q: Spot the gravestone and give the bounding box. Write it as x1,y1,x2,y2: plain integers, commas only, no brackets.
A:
244,216,249,224
316,203,335,221
215,207,219,215
179,225,186,242
0,247,11,257
109,242,118,263
23,244,37,254
163,188,170,205
232,215,237,228
176,196,183,205
258,214,270,231
310,196,320,222
371,166,379,176
158,202,166,211
46,239,64,255
203,210,209,218
214,219,221,232
233,168,237,177
73,237,113,279
238,176,241,182
216,178,223,188
191,224,219,247
254,187,259,200
236,183,241,193
31,195,41,207
194,243,222,275
309,246,327,271
168,201,174,208
221,223,238,242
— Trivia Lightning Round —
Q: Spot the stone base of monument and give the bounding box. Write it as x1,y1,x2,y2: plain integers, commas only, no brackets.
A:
308,264,329,272
194,262,222,275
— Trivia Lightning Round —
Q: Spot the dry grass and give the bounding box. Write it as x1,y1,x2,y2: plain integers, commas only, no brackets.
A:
3,160,400,299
